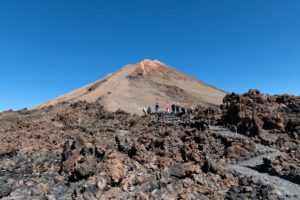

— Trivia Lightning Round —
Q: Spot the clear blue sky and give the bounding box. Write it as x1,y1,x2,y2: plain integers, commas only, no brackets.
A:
1,0,300,111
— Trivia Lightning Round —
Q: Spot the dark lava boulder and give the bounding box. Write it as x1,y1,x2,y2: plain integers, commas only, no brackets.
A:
0,185,12,198
225,175,281,200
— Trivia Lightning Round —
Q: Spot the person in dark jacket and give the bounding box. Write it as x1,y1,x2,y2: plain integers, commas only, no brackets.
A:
175,104,180,114
181,107,186,115
155,103,159,113
171,104,176,114
186,105,193,116
147,106,152,114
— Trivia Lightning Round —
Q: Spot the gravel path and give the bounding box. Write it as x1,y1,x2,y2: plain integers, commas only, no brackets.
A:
227,165,300,199
210,126,300,199
238,151,284,167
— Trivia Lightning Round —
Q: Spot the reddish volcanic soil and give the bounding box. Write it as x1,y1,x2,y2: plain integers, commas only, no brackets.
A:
1,89,300,199
1,58,299,199
34,59,226,114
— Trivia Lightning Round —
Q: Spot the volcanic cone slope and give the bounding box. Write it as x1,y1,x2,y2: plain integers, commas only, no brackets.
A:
35,59,226,114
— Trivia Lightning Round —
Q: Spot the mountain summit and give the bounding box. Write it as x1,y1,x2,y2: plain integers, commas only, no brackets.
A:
35,59,226,114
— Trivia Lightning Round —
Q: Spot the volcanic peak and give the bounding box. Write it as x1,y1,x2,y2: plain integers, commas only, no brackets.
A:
139,59,165,68
134,59,168,76
34,59,226,114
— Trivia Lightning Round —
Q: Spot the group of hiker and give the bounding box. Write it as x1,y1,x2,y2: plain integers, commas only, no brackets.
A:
143,103,193,115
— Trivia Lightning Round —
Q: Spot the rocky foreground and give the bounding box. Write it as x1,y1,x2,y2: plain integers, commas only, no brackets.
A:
0,90,299,199
221,90,300,186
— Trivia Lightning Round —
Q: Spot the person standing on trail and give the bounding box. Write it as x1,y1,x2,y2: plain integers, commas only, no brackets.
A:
147,106,152,114
165,103,171,113
171,104,176,114
181,107,186,115
155,103,160,113
186,104,192,116
175,104,180,114
143,107,148,115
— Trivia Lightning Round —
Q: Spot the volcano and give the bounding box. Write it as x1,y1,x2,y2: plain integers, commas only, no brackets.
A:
35,59,226,114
